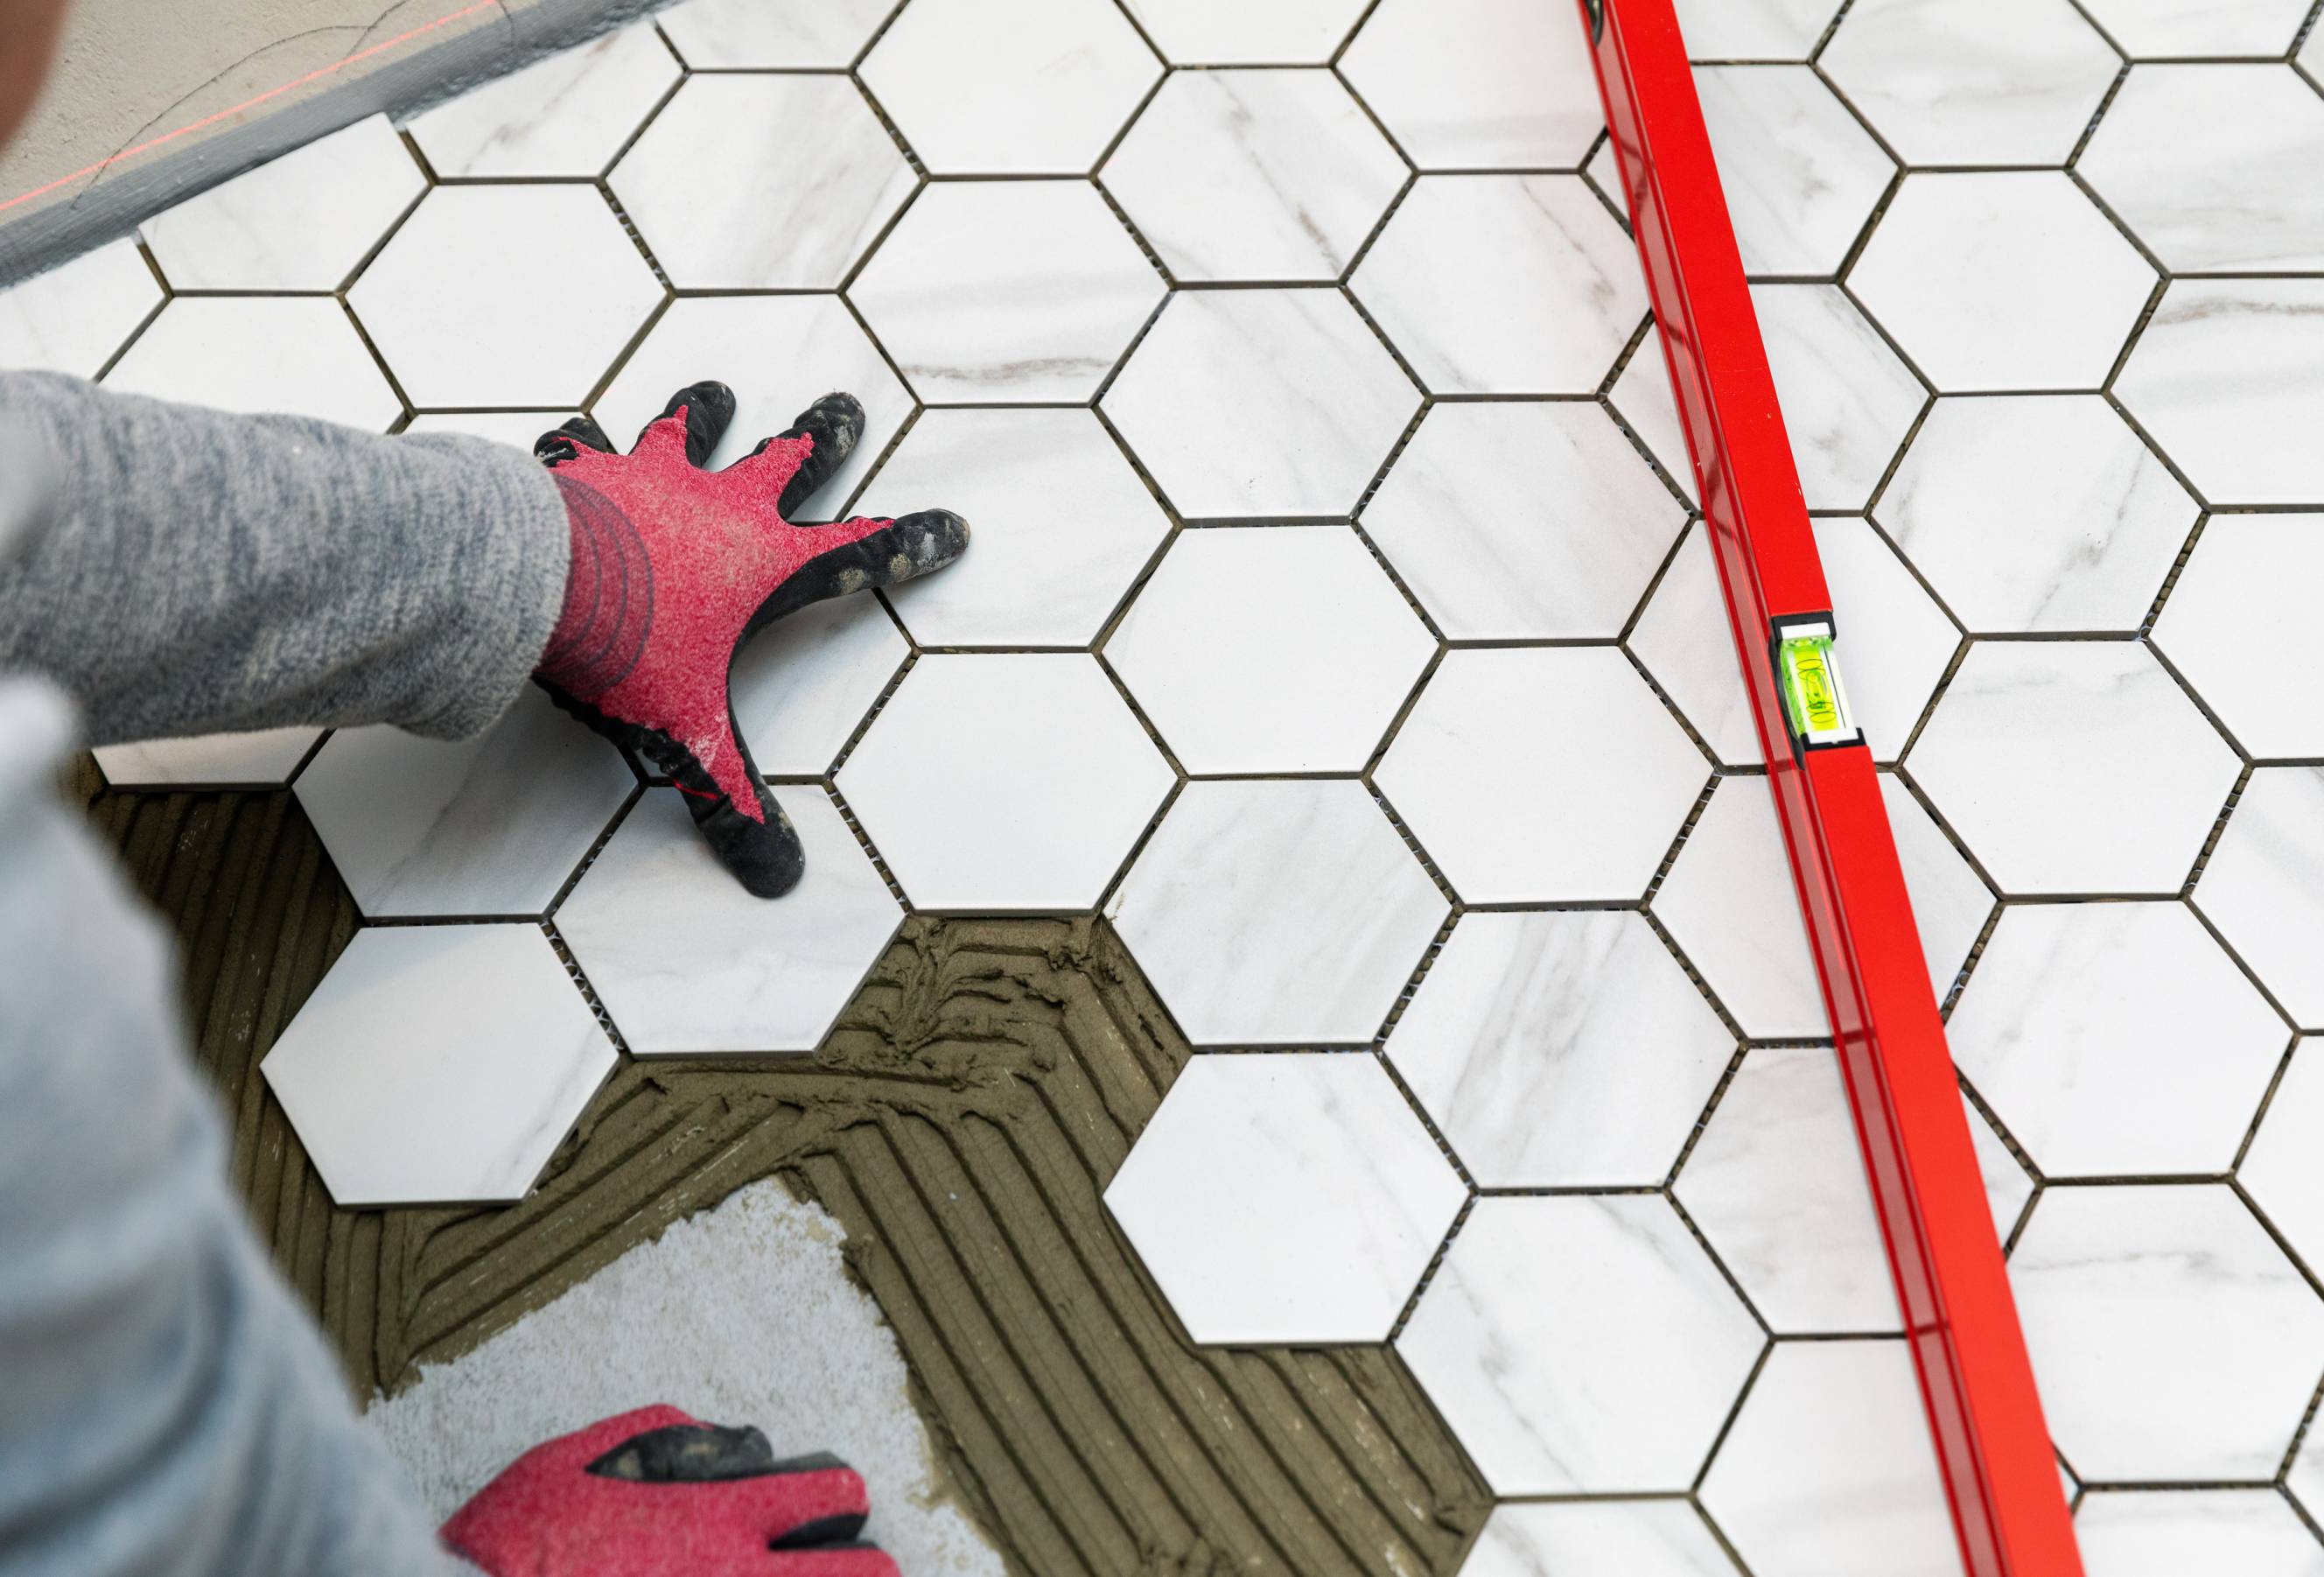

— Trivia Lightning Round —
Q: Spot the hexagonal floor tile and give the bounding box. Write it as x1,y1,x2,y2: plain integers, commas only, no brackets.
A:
1850,173,2156,394
1118,0,1366,63
102,296,402,430
2195,767,2324,1030
591,295,911,512
1102,1052,1465,1342
1883,772,1996,1000
1813,518,1959,756
1101,288,1418,518
657,0,892,67
837,653,1172,910
1672,0,1844,61
350,186,662,408
93,727,321,788
2082,66,2324,275
2155,515,2324,759
2119,0,2313,55
1608,325,1697,504
731,597,910,777
261,924,614,1205
1676,1045,1900,1334
1880,396,2196,635
405,23,679,178
1352,174,1646,394
1461,1503,1740,1577
1970,1096,2037,1239
1698,66,1893,278
556,788,901,1054
0,237,160,377
1104,525,1432,773
1398,1195,1765,1493
859,0,1161,174
858,408,1170,648
295,689,636,918
1755,284,1923,510
1906,641,2238,896
1107,778,1446,1046
610,75,914,289
1627,524,1755,765
1820,0,2118,168
1362,402,1686,640
1699,1341,1959,1577
2012,1184,2324,1481
140,115,423,290
1950,903,2288,1178
1102,69,1403,282
2077,1490,2324,1577
1339,0,1601,169
1652,775,1824,1038
2238,1040,2324,1283
2117,280,2324,506
1385,911,1732,1188
1376,647,1708,903
851,180,1162,402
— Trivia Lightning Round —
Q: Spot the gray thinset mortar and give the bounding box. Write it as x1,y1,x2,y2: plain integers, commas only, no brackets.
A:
85,781,1493,1574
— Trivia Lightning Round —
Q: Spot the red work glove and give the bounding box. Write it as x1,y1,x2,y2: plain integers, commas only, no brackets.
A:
441,1404,900,1576
533,384,967,897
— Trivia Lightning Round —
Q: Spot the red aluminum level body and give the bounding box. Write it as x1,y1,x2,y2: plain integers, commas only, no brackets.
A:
1572,4,2083,1574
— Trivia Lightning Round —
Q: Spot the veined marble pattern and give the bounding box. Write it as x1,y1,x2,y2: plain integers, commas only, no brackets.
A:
102,296,402,430
1812,516,1959,760
2233,1039,2324,1293
404,23,679,179
1697,66,1893,277
2195,768,2324,1030
1881,774,1994,997
1675,0,1844,60
1607,325,1698,503
1339,0,1604,169
2076,1491,2324,1577
730,595,910,776
655,0,893,67
2082,0,2311,58
2154,515,2324,758
1118,0,1368,65
1628,522,1760,766
2115,279,2324,506
1752,283,1924,509
1652,776,1829,1039
0,237,159,377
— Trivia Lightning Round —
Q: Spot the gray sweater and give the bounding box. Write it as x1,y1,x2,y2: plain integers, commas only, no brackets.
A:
0,371,571,1576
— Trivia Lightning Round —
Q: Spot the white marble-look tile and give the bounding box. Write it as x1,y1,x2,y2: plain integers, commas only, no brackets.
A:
851,180,1162,403
1653,775,1828,1038
1677,1045,1900,1333
1628,523,1759,766
140,115,424,290
1816,518,1960,758
1376,647,1709,903
261,924,614,1206
1906,641,2238,896
1100,69,1404,283
1608,326,1698,504
1754,284,1924,509
2155,515,2324,759
1674,0,1843,60
0,238,160,376
1850,173,2156,394
405,23,678,178
1107,778,1446,1046
92,726,321,787
858,408,1169,648
1101,287,1418,517
731,596,910,776
1950,902,2287,1178
1386,911,1733,1188
1352,174,1647,395
2083,0,2310,59
1102,1052,1466,1342
1105,525,1432,773
401,410,574,447
1462,1502,1741,1577
1698,66,1893,278
1699,1341,1961,1577
1398,1195,1765,1493
2117,279,2324,507
2196,768,2324,1030
2082,67,2324,275
1819,0,2120,168
1118,0,1366,63
1583,133,1627,217
2077,1490,2324,1577
657,0,894,67
102,297,402,430
2238,1041,2324,1301
556,789,902,1054
349,185,662,409
858,0,1161,174
1340,0,1603,169
1883,773,1994,999
591,294,910,513
295,688,636,918
836,653,1172,910
1880,396,2194,635
1363,401,1686,640
2011,1184,2324,1481
611,75,913,289
1967,1096,2035,1239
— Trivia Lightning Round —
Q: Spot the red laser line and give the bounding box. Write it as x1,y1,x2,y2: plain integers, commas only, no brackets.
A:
0,0,502,217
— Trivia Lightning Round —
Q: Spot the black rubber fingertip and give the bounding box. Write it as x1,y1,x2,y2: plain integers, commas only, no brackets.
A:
899,508,970,566
654,380,738,466
700,789,805,899
536,413,613,465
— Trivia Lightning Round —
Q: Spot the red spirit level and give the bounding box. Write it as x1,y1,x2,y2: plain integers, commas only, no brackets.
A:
1572,4,2084,1574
